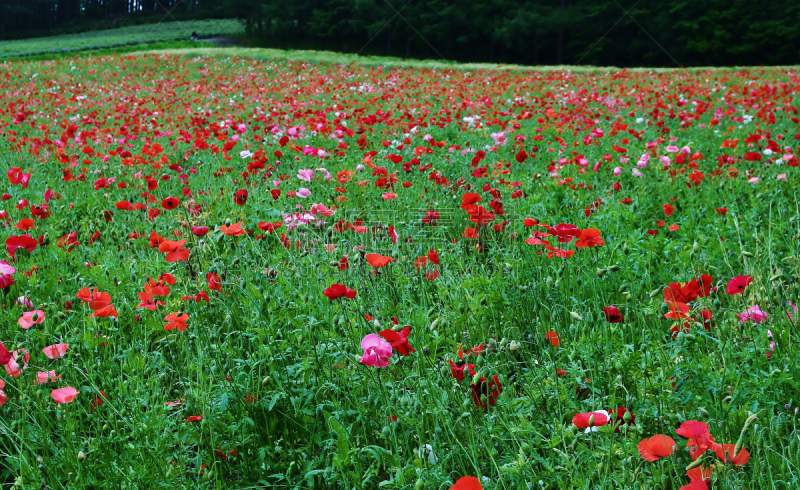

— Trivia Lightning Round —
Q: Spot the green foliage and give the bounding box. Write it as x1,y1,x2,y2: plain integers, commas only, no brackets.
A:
0,19,244,58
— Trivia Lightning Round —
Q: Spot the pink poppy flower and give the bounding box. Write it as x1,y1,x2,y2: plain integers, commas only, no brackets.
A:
43,344,69,359
36,370,61,384
296,188,311,198
787,301,798,325
297,169,314,181
51,386,80,403
18,310,45,329
0,260,16,289
359,334,393,368
4,349,29,377
738,305,768,324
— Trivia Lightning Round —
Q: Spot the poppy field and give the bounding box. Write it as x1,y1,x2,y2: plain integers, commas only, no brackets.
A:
0,54,799,489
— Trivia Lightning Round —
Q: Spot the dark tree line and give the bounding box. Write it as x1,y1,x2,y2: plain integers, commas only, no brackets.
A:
2,0,799,67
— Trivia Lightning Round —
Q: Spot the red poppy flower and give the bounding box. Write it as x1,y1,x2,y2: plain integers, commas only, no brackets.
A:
470,375,502,408
575,228,604,248
611,406,635,431
365,254,393,268
462,227,479,239
450,476,482,490
572,411,609,429
461,192,482,204
446,360,476,381
603,306,624,323
164,312,189,331
664,301,690,320
207,272,222,291
726,275,753,295
378,326,416,356
638,434,676,462
547,223,581,243
323,283,357,300
0,342,11,366
714,444,750,465
545,330,560,347
234,189,248,206
221,222,247,236
161,196,180,210
6,235,38,260
159,239,190,262
427,249,440,265
191,226,210,236
467,206,495,226
90,304,118,318
420,210,440,226
76,287,112,311
663,203,675,217
675,420,710,439
715,207,728,215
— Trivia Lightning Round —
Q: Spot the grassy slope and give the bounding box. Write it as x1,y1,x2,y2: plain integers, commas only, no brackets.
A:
0,19,244,58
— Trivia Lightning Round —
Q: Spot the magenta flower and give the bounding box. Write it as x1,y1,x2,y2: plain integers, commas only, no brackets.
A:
737,305,768,324
297,169,314,181
296,188,311,198
359,334,393,368
0,260,16,289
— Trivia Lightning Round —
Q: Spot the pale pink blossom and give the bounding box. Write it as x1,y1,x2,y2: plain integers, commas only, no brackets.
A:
18,310,45,329
43,344,69,360
50,386,80,404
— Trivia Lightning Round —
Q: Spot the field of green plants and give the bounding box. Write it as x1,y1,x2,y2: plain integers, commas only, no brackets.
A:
0,53,799,490
0,19,243,58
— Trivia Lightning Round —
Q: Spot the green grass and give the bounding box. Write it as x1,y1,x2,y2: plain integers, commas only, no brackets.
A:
0,19,244,59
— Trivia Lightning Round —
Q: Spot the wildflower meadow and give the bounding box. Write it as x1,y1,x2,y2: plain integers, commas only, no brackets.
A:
0,55,799,489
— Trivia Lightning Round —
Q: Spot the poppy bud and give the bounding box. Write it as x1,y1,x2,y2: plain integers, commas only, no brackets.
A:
415,480,424,490
546,276,553,288
693,241,699,253
472,373,481,385
78,451,86,462
769,273,783,282
429,318,439,331
509,340,521,352
608,264,620,272
32,312,38,322
741,250,754,258
262,376,270,386
596,268,606,277
622,410,631,423
623,243,629,255
570,312,582,321
587,415,595,427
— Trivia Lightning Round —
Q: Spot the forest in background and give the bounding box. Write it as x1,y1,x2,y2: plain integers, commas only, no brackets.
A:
1,0,799,66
